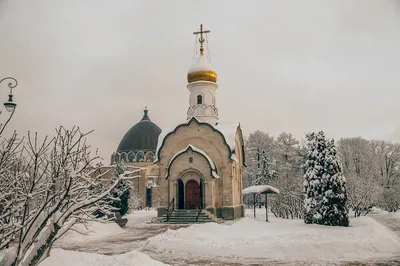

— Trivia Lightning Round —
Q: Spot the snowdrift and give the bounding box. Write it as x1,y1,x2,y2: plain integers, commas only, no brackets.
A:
144,216,400,261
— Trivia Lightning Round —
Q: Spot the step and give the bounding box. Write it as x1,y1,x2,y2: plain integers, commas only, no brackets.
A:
162,217,210,221
161,210,213,224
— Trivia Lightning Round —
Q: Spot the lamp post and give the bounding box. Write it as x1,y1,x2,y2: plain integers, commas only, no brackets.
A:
0,77,18,135
0,77,18,113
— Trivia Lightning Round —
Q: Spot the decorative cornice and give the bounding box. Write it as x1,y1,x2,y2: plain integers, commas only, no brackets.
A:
165,145,217,179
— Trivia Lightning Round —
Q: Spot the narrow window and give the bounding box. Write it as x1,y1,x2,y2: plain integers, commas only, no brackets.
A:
197,95,203,104
189,157,193,163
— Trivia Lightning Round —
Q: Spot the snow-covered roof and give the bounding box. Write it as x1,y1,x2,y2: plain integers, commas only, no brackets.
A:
242,185,280,195
155,117,239,163
188,54,216,73
214,122,239,151
165,144,219,179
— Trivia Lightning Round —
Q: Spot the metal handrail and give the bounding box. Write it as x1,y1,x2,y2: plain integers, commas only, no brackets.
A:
166,198,175,222
195,200,202,223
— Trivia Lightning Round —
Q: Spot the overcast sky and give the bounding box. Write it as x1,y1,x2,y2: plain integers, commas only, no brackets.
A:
0,0,399,161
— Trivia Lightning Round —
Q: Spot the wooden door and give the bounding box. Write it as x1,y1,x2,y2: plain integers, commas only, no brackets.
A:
185,180,200,209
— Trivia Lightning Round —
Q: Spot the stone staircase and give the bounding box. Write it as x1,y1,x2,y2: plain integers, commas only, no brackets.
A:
161,209,214,224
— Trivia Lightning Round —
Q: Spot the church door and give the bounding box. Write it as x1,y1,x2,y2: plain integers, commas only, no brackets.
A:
185,180,200,209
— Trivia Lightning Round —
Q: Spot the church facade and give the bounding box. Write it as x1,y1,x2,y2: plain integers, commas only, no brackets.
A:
111,25,245,220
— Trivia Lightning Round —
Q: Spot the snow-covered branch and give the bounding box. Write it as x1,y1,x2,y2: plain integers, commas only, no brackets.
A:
0,126,140,266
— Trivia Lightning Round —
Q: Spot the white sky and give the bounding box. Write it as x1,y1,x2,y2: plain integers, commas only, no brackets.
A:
0,0,399,161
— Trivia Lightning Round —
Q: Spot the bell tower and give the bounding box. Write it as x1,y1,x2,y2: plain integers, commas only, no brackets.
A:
186,24,219,125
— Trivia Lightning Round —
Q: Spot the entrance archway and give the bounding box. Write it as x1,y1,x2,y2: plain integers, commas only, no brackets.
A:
185,180,200,209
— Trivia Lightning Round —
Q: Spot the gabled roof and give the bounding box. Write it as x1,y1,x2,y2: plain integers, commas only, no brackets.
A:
155,117,245,166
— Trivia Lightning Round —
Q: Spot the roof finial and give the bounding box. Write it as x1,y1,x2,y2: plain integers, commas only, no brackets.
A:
193,24,210,56
142,106,150,121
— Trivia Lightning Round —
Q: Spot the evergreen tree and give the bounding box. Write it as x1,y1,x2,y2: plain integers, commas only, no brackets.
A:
108,162,131,216
303,131,349,226
109,180,131,216
303,131,327,224
320,139,349,226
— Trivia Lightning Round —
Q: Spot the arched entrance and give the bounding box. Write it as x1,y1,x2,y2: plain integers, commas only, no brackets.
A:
185,180,200,209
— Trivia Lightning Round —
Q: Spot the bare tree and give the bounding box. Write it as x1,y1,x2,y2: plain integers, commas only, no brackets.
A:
243,130,275,207
270,132,304,219
0,126,141,266
337,137,381,217
372,140,400,212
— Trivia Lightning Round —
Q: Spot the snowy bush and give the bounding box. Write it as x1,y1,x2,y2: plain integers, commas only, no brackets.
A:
0,127,142,266
303,131,349,226
128,192,143,212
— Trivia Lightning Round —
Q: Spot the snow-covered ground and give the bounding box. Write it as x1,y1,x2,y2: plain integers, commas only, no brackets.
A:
40,249,166,266
143,208,400,263
1,208,400,265
57,220,126,245
54,209,165,255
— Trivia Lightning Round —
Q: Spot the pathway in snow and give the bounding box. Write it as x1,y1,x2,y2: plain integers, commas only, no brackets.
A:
55,211,187,255
369,210,400,237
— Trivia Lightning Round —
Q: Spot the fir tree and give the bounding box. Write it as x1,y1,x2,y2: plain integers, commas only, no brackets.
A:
303,131,349,226
320,139,349,226
303,131,327,224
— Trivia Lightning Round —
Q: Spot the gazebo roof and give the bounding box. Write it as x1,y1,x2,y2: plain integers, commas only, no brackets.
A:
242,185,280,195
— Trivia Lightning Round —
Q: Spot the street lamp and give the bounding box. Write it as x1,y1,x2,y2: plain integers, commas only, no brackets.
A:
0,77,18,113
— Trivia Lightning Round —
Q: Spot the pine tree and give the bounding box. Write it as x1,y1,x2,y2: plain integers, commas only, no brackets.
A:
320,139,349,226
303,131,349,226
303,131,327,224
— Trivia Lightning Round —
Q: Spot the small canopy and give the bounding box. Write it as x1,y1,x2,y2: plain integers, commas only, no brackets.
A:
242,185,280,195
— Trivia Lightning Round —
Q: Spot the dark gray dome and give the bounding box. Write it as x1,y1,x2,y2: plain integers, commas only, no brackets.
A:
117,108,161,153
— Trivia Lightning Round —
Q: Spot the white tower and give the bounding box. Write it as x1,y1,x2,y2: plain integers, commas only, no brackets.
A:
186,24,218,125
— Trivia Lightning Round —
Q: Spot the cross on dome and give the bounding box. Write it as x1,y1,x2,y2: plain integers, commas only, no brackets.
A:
193,24,210,55
187,24,217,84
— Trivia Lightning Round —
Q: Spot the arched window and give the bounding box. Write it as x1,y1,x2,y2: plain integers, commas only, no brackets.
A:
136,152,144,162
189,157,193,163
146,152,155,162
197,95,202,104
128,152,135,162
121,153,127,162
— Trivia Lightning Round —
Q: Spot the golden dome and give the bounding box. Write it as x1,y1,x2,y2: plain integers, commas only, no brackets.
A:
187,70,217,83
187,54,217,83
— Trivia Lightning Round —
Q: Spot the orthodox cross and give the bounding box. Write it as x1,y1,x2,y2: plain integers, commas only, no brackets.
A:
193,24,210,55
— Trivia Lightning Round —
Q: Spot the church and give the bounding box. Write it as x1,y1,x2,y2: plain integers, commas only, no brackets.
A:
111,25,246,220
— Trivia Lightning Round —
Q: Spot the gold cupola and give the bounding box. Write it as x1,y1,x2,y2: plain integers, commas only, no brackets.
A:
187,54,217,83
187,24,217,84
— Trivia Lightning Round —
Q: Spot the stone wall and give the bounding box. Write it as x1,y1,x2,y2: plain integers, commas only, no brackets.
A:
156,121,245,220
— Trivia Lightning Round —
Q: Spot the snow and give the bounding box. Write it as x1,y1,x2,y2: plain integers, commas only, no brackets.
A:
125,209,158,224
165,144,219,179
242,185,280,195
58,210,157,246
230,153,239,162
144,209,400,262
39,249,167,266
188,54,215,73
155,117,239,162
214,122,239,151
57,221,126,245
